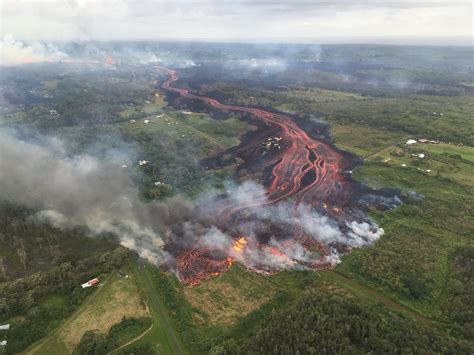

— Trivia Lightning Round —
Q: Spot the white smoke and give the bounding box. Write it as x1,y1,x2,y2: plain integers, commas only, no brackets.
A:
0,34,69,66
193,180,385,271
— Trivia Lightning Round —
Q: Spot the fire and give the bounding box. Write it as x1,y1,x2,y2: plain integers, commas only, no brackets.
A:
176,249,233,285
267,245,285,257
233,237,247,252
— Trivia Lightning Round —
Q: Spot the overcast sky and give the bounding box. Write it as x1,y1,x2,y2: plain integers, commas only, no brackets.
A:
1,0,473,44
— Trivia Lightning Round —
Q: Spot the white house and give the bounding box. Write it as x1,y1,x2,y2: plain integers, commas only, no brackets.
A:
406,139,417,145
0,324,9,331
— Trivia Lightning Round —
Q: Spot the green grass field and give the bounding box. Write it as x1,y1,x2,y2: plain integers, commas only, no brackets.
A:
111,261,186,355
28,267,150,355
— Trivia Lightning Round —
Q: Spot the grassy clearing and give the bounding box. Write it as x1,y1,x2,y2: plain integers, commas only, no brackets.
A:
120,111,252,156
420,143,474,161
182,265,277,326
114,261,186,355
32,269,149,354
117,109,255,198
331,123,407,156
338,157,473,320
365,142,474,188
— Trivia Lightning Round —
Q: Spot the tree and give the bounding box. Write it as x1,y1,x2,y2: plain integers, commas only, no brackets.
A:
75,330,107,355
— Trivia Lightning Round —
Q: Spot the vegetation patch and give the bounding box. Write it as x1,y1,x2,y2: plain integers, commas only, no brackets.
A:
182,265,277,326
32,270,149,354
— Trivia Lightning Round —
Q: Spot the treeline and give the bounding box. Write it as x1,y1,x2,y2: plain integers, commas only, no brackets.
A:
444,247,474,341
150,270,200,348
213,290,474,354
0,202,115,281
74,316,152,355
0,247,129,354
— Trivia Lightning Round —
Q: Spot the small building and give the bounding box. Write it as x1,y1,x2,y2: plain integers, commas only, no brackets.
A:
81,277,99,289
129,119,136,123
406,139,417,145
139,160,148,166
418,139,429,144
144,119,150,124
0,340,7,346
0,324,10,331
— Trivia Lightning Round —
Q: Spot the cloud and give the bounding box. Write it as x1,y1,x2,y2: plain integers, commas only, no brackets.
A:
0,0,471,43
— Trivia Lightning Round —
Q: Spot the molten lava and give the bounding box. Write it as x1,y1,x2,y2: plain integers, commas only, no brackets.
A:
157,66,398,285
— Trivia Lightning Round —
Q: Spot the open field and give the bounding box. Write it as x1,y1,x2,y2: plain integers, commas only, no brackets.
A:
338,151,473,320
30,269,149,354
119,111,252,157
331,123,407,156
365,142,474,188
182,265,278,326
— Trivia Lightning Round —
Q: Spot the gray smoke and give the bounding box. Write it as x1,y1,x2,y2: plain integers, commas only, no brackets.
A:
0,128,384,274
0,128,192,263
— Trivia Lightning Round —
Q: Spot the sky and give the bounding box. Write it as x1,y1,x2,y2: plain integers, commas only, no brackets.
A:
1,0,473,44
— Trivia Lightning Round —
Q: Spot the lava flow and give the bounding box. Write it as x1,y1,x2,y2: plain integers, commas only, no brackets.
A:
157,66,399,285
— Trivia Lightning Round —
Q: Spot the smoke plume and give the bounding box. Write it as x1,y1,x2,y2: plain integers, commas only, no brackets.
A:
0,128,386,280
0,34,69,66
0,129,193,263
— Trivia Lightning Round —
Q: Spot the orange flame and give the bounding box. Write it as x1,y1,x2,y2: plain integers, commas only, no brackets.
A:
233,237,247,252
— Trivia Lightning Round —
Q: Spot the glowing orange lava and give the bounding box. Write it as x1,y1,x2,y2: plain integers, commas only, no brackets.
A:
157,66,362,285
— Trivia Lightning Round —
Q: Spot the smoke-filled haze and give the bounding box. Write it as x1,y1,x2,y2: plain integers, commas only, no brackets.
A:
1,0,472,44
